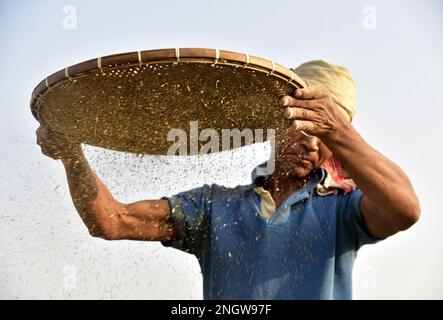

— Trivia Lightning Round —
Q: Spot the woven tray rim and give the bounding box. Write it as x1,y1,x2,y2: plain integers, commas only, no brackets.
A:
30,48,306,120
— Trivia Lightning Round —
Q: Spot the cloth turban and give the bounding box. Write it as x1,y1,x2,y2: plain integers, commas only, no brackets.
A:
292,60,357,122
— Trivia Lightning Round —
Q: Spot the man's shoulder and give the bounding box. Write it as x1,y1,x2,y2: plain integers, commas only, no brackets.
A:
310,188,363,214
209,182,256,198
310,187,360,205
169,182,255,200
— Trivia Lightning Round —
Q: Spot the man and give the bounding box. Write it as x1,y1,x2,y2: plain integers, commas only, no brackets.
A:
36,60,420,299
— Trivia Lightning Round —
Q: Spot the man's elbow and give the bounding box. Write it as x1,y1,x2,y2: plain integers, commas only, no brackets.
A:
397,200,421,231
87,223,122,241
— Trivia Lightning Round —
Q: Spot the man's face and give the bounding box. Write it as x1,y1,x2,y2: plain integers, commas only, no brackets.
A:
275,127,333,179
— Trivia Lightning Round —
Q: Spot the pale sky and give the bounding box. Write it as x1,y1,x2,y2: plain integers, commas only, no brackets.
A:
0,0,442,299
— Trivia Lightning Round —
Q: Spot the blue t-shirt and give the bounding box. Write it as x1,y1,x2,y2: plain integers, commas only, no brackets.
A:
162,166,382,300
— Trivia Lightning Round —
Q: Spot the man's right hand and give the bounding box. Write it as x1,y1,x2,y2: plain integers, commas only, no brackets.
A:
36,124,82,162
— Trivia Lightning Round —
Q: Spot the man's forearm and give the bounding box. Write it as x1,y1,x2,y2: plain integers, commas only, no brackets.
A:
62,149,113,236
322,123,419,216
63,150,98,204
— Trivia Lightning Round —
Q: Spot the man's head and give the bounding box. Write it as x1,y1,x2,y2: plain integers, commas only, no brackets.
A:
274,60,357,179
275,128,333,179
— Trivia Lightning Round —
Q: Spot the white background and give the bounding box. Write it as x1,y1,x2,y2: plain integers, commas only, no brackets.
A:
0,0,442,299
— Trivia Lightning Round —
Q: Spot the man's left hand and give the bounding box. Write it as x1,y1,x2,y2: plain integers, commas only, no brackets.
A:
278,86,348,138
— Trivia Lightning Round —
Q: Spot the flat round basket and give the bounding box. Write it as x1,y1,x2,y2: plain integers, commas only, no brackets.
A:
30,48,305,155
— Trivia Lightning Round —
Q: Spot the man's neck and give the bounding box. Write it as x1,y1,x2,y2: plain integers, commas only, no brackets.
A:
263,169,311,208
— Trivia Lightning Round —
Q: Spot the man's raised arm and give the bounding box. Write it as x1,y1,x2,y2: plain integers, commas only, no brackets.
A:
36,125,179,241
279,87,420,238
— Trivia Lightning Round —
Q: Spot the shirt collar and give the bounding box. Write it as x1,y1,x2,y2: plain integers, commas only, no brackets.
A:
251,161,326,196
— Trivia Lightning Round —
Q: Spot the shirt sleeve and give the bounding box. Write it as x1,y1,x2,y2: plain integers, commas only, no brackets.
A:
160,184,213,258
338,188,385,250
